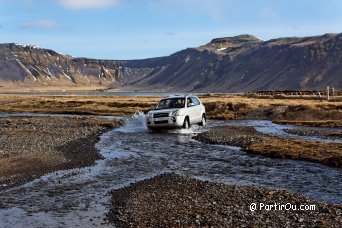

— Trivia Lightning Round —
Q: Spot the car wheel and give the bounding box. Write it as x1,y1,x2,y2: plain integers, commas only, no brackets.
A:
199,114,206,127
182,117,190,129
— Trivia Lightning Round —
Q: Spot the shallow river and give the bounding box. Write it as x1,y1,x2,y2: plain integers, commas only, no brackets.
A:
0,113,341,227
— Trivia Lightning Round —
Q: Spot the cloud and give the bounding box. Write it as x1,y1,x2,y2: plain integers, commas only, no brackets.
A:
57,0,121,9
21,20,62,30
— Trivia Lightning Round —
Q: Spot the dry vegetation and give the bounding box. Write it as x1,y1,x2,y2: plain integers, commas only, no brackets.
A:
200,95,342,126
0,94,341,127
0,95,161,116
273,104,342,127
194,125,342,167
248,137,342,167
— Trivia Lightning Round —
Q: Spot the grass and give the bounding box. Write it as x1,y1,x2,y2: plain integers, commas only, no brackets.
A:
194,125,342,167
248,137,342,167
0,94,341,127
274,120,342,128
0,95,160,116
200,95,342,122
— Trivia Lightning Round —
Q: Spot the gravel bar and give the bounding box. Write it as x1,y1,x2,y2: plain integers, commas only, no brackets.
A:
193,125,266,148
0,116,122,190
107,173,341,227
193,125,342,167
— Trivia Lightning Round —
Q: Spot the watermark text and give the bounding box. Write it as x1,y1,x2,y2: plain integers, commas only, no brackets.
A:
249,203,316,212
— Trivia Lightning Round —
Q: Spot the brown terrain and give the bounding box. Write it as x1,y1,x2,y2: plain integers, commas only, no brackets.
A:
1,33,341,92
0,116,122,190
193,125,342,167
107,173,342,227
0,30,341,227
1,93,341,167
0,93,341,227
0,93,340,126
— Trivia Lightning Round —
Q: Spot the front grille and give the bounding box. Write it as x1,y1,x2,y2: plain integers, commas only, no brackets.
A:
154,120,169,124
153,113,169,118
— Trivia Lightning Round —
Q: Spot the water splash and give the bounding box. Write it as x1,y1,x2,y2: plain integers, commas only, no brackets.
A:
115,111,148,133
169,124,204,134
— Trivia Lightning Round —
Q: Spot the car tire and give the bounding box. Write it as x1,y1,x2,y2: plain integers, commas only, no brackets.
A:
199,114,206,127
182,117,190,129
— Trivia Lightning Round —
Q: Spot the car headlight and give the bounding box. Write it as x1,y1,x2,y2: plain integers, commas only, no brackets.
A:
146,112,153,118
171,110,181,116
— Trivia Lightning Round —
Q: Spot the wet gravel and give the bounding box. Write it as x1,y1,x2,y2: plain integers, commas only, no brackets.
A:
193,125,342,167
108,173,342,227
284,128,342,140
0,115,341,227
0,116,121,189
193,125,266,149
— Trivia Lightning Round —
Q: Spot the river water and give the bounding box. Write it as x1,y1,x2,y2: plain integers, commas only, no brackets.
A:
0,112,341,227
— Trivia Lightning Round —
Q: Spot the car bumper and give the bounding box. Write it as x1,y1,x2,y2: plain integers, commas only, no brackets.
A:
146,115,185,129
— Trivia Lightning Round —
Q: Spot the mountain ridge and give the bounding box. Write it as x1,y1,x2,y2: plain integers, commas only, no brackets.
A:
0,33,341,92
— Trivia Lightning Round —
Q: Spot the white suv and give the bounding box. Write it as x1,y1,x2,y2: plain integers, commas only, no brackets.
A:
146,95,206,130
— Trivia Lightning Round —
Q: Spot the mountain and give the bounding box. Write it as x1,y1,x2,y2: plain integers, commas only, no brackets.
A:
0,33,341,92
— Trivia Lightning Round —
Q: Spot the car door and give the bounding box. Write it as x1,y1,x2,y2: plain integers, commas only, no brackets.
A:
190,97,201,123
186,97,195,124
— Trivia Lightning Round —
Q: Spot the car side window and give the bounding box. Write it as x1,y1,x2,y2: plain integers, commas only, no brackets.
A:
187,98,192,107
190,97,200,106
174,98,184,108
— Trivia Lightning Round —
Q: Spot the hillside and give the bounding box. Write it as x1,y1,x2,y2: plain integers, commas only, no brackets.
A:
0,33,341,92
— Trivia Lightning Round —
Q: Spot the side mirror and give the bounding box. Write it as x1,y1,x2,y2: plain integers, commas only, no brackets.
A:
188,103,195,107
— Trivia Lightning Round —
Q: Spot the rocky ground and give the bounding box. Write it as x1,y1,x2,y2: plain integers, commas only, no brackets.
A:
193,126,342,167
193,125,267,148
284,128,342,140
107,173,342,227
0,116,122,190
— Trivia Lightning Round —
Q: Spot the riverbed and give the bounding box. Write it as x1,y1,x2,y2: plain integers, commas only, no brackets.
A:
0,112,341,227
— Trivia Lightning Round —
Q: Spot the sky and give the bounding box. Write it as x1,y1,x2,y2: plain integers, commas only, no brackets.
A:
0,0,341,60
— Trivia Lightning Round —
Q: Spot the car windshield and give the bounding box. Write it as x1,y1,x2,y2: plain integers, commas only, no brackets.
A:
155,98,185,110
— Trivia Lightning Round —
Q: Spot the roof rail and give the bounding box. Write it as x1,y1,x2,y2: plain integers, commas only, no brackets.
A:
166,93,196,97
167,94,185,97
